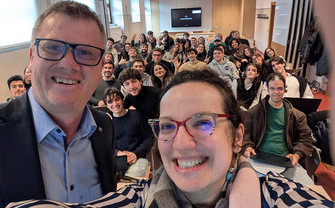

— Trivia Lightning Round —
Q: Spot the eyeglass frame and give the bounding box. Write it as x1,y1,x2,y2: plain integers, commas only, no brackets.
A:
152,113,235,142
34,38,105,66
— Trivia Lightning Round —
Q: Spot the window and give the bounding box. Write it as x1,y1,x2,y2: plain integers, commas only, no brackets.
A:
74,0,96,12
106,0,113,24
0,0,37,49
130,0,141,23
144,0,152,31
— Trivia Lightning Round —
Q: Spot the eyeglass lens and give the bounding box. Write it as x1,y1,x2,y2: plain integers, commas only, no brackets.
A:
36,39,103,66
153,114,215,141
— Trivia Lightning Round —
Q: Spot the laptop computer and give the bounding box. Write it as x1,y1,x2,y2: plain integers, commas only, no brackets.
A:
250,151,294,168
285,97,322,115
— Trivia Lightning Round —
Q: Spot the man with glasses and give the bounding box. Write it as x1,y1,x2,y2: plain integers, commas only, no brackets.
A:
0,2,116,207
145,48,174,75
242,73,314,185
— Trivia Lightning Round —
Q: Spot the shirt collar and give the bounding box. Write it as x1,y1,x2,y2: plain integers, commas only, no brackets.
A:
28,89,97,144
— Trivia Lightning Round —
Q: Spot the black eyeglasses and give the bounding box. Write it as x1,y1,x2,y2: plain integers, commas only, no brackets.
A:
152,113,235,142
34,38,105,66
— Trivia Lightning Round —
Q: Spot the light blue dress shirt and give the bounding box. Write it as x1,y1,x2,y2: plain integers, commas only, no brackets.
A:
28,90,103,203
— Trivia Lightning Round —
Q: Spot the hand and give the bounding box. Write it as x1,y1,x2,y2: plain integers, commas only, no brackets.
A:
124,151,137,164
116,151,127,156
118,58,126,65
98,100,105,106
244,147,257,158
173,56,181,71
131,33,136,40
286,153,300,166
241,59,248,63
204,55,211,64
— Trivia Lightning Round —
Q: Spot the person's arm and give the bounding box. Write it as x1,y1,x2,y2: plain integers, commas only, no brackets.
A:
6,179,150,208
290,109,314,160
249,81,263,109
229,156,260,208
261,81,268,100
303,83,314,98
132,113,155,159
242,110,257,156
231,79,238,98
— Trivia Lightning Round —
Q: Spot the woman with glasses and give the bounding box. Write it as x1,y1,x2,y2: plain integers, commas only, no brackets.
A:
8,71,334,207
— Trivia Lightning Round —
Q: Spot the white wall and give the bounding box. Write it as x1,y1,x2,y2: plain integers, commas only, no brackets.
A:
159,0,212,33
254,8,271,52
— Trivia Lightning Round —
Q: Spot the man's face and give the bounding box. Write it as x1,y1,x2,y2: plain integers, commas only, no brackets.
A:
187,51,197,62
133,61,145,75
105,53,113,61
24,66,32,81
107,40,114,50
214,40,221,46
268,79,285,105
152,51,163,63
9,80,26,99
191,38,197,46
106,94,123,114
29,14,104,114
141,45,148,53
271,61,286,75
121,36,127,43
123,78,142,96
232,32,240,39
103,63,114,79
128,48,138,58
213,50,224,62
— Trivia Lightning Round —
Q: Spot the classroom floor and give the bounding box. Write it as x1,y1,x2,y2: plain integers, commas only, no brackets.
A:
314,91,330,111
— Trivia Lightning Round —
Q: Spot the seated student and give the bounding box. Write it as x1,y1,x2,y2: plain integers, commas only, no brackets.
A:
208,33,225,49
243,73,315,185
6,75,26,102
181,32,191,50
264,47,276,62
162,44,182,63
225,30,250,47
10,70,334,208
130,33,147,51
147,30,156,49
114,46,138,78
114,34,127,54
196,43,207,62
208,38,230,63
89,59,121,106
252,53,273,82
145,48,174,75
23,66,32,90
132,58,153,87
106,37,118,66
240,47,254,72
150,62,174,89
228,38,248,62
231,63,263,111
119,42,131,62
138,43,150,65
208,47,239,86
190,37,198,49
104,88,154,167
262,56,314,99
118,68,162,119
161,30,174,52
175,48,208,73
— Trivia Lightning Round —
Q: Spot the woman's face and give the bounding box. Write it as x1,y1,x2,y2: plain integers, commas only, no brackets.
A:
198,37,205,44
266,48,274,57
231,40,238,49
173,44,180,52
246,65,259,79
25,66,32,81
158,82,243,197
140,34,145,43
154,64,166,78
244,48,251,57
125,44,131,52
197,44,204,53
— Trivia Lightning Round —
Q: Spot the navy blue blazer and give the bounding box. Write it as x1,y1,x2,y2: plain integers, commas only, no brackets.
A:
0,92,116,207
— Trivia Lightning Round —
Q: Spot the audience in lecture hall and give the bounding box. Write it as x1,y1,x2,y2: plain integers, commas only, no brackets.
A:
7,70,334,207
2,0,335,206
